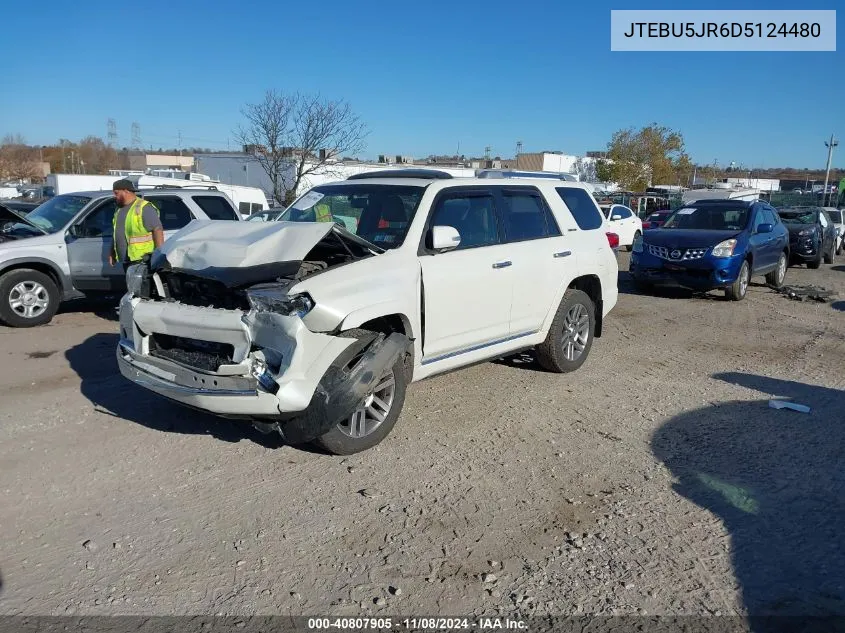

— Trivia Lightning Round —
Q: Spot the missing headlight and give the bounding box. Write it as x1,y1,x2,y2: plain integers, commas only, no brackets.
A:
246,285,314,318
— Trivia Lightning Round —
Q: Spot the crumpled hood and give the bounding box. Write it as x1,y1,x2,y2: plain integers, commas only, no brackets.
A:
151,220,337,287
643,229,741,249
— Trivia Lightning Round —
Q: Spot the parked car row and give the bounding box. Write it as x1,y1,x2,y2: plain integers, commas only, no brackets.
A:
629,199,841,301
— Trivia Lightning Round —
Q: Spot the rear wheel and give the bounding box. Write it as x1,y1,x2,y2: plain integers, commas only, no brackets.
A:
725,260,750,301
807,255,822,270
625,231,641,252
836,239,842,256
535,289,595,373
765,252,788,288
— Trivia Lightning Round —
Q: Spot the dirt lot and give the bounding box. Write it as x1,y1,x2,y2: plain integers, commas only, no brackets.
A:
1,254,843,620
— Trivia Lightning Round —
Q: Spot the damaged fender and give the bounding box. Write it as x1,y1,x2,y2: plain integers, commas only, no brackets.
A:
276,332,411,444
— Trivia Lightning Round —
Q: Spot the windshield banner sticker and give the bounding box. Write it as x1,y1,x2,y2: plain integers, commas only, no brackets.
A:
677,208,695,215
292,191,325,211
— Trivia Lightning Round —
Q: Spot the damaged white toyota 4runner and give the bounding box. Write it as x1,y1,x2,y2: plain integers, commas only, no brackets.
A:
117,170,619,454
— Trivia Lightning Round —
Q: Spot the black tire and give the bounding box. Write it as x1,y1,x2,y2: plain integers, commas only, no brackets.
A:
765,251,788,288
807,256,822,270
725,260,750,301
313,329,408,456
823,243,835,265
535,289,595,374
836,241,842,256
0,269,60,328
632,278,653,294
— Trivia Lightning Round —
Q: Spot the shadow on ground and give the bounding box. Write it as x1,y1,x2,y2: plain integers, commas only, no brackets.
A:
833,301,845,312
57,296,121,321
65,333,285,448
652,373,845,627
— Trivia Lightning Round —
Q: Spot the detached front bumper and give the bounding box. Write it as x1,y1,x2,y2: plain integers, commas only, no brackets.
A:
630,250,743,290
117,296,356,418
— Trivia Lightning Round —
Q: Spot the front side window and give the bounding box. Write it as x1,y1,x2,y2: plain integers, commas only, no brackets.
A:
143,196,193,231
75,200,116,238
555,187,603,231
283,184,425,249
663,205,750,231
429,193,500,250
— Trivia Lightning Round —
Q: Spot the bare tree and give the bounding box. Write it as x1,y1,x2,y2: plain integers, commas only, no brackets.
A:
235,90,368,205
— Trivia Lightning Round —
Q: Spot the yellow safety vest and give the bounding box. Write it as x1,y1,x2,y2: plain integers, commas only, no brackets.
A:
314,202,332,223
113,198,160,262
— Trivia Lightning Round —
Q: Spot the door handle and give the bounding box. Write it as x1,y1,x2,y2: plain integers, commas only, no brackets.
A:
554,251,572,258
492,261,512,269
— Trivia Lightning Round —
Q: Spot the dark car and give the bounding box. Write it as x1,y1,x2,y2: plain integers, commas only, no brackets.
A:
642,210,673,230
630,199,790,301
776,206,838,268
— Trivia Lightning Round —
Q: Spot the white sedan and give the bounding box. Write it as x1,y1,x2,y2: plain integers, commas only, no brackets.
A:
602,204,643,252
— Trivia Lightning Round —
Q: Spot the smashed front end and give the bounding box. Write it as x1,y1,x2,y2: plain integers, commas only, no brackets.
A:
116,220,409,444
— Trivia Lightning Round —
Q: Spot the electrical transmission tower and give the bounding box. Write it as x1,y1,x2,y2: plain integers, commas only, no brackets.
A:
484,146,492,160
107,119,117,145
131,122,141,149
516,141,523,157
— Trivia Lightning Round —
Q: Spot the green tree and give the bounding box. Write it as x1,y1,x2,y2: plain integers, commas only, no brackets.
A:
604,123,691,191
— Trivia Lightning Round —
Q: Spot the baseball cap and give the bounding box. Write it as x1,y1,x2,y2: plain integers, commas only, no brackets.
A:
112,178,137,192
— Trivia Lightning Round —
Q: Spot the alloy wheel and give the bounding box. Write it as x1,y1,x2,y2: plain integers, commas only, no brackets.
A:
9,281,50,320
337,372,396,439
561,303,591,362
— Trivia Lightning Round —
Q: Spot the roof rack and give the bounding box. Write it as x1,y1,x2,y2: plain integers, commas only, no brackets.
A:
476,169,579,182
144,184,219,191
347,169,454,181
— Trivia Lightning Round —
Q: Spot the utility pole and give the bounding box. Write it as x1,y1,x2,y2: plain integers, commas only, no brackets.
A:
822,134,838,206
178,130,182,157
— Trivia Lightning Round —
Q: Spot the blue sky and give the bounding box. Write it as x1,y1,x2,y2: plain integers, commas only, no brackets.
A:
1,0,842,169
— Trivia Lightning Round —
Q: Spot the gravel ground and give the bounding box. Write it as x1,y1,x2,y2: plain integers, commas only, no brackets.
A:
0,253,843,621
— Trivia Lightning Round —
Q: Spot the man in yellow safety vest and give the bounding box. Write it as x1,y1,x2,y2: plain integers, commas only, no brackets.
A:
108,179,164,271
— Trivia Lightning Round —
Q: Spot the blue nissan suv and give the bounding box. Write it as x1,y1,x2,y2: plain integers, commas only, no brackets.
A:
629,199,790,301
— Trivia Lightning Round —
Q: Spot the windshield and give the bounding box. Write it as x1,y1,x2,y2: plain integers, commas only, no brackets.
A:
662,205,750,231
22,194,92,234
777,208,817,224
281,184,425,249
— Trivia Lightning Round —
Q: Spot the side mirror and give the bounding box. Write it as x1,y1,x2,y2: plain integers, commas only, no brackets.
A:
757,223,773,234
611,214,622,221
431,225,461,252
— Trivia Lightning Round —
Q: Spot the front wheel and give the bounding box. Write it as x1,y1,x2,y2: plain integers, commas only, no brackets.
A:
807,256,822,270
313,330,408,455
0,269,60,328
535,289,595,373
823,243,835,265
765,252,788,288
725,260,750,301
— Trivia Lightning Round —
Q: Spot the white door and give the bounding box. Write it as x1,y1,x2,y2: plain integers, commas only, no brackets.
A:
496,187,577,336
418,191,513,363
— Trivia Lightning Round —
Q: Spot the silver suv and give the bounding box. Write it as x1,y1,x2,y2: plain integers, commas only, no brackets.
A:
0,187,241,327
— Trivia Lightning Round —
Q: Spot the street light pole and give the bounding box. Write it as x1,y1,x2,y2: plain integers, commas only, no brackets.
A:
822,134,838,206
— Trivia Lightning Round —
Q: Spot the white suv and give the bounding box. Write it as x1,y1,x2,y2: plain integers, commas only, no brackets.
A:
117,170,619,454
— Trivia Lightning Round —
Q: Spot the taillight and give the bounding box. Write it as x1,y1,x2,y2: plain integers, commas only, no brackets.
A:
606,232,620,249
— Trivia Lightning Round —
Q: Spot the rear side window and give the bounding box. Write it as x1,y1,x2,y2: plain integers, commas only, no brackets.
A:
555,187,604,231
499,190,561,242
238,202,264,215
144,196,193,231
192,195,238,220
